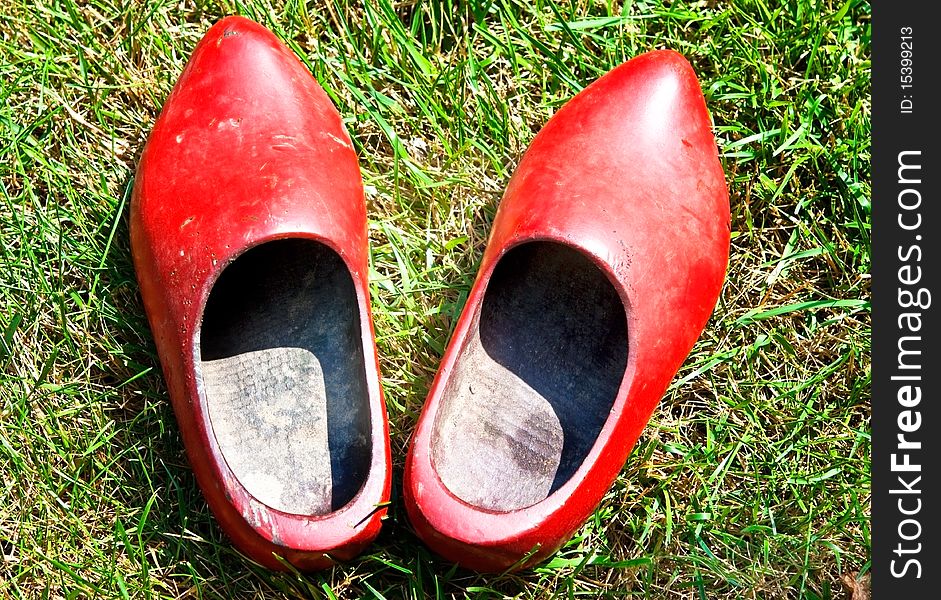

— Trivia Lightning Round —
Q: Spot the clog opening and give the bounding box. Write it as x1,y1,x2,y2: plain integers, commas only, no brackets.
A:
199,238,371,516
430,241,629,512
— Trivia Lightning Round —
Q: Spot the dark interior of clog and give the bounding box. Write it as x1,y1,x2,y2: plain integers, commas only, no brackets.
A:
199,239,371,516
431,242,628,512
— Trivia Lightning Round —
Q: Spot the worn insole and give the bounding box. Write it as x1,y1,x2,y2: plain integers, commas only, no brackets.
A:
431,242,628,512
199,239,371,515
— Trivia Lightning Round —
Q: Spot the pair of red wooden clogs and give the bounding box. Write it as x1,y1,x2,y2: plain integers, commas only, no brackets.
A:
131,16,729,572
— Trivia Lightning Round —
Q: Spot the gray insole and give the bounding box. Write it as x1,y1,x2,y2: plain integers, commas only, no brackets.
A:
199,239,371,515
431,243,628,512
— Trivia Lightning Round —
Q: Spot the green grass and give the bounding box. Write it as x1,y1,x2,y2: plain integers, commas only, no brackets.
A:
0,0,870,597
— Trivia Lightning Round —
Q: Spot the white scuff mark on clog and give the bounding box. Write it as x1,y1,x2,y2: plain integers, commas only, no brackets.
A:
271,134,298,152
176,133,184,144
325,131,353,149
216,117,241,130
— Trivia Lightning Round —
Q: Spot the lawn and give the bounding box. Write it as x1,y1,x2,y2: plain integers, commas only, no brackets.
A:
0,0,870,598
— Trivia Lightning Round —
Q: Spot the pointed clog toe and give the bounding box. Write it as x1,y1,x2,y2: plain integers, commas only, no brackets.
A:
131,17,390,570
403,50,730,572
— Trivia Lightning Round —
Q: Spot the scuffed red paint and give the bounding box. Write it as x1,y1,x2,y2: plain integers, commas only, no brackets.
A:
130,16,390,571
404,50,730,572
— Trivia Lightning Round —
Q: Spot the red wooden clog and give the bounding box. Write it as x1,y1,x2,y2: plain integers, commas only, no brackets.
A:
403,50,730,571
130,16,390,570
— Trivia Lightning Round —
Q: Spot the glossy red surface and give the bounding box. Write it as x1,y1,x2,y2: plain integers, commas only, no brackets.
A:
130,16,390,570
403,50,730,572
